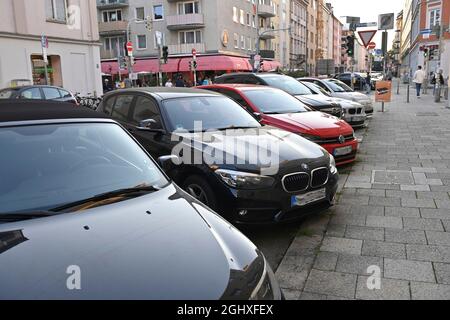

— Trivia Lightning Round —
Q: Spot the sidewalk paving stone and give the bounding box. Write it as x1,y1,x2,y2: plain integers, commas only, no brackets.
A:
320,237,362,255
403,218,444,231
406,244,450,263
303,270,357,299
356,276,410,300
426,231,450,246
362,241,406,259
385,207,420,218
410,282,450,300
335,254,383,276
434,263,450,285
384,259,435,282
345,225,384,241
366,216,403,229
385,229,427,245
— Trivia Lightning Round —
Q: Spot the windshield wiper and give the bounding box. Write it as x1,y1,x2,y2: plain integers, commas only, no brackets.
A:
216,125,259,131
50,186,161,212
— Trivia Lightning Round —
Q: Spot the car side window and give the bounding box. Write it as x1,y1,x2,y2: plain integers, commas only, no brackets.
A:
112,95,134,122
20,88,42,100
243,76,261,85
222,90,254,113
132,96,163,129
314,81,330,92
222,77,237,84
58,89,72,98
102,96,116,115
42,87,62,100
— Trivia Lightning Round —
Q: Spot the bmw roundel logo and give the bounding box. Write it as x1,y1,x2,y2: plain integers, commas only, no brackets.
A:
338,135,345,144
301,163,309,171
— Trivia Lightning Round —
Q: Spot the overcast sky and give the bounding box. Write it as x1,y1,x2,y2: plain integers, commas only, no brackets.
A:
327,0,405,49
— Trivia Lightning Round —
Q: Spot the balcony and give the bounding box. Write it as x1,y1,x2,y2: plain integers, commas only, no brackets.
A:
167,43,205,55
97,0,129,9
98,20,128,35
166,14,205,30
259,28,276,39
258,4,276,18
101,49,118,60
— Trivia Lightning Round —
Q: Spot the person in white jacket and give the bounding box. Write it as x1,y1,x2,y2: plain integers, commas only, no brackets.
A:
413,66,426,98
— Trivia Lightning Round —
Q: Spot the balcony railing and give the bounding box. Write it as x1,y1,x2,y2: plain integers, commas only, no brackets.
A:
259,28,276,39
97,0,129,9
258,4,276,18
98,20,128,35
166,14,205,30
167,43,205,55
101,49,120,60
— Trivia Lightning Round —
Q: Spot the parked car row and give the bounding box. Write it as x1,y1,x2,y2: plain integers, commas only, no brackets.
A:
0,72,374,300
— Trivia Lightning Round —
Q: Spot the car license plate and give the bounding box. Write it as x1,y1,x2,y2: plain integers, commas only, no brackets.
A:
291,188,326,207
334,146,353,157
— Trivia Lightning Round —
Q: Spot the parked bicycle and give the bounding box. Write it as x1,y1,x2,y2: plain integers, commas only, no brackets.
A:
74,92,103,110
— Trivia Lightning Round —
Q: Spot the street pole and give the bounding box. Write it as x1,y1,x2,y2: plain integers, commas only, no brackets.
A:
158,44,163,87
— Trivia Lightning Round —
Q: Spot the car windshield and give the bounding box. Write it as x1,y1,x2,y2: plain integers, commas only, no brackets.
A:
325,79,354,93
301,82,332,97
244,89,309,114
260,75,312,96
162,96,261,132
0,89,16,99
0,123,168,213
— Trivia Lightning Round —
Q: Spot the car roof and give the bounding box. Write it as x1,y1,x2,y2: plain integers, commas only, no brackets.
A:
0,85,67,91
0,100,111,123
215,72,282,79
103,87,221,101
201,83,263,90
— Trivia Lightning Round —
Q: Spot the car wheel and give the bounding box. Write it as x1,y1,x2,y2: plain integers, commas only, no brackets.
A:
182,175,218,210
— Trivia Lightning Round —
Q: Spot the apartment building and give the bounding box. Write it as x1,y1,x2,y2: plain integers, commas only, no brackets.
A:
98,0,281,77
306,0,317,75
287,0,308,71
273,0,291,69
405,0,449,78
0,0,102,95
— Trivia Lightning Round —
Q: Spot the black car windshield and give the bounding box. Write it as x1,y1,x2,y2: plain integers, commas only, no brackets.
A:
162,96,261,132
301,82,332,97
325,79,354,93
244,89,309,114
0,123,168,213
259,75,312,96
0,89,16,99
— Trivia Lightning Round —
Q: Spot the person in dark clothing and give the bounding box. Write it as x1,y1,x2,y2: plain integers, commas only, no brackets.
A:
365,72,371,94
175,75,185,87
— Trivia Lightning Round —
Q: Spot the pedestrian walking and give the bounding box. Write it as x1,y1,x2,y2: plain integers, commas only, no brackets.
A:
413,66,426,98
175,75,185,88
431,69,446,97
365,72,371,94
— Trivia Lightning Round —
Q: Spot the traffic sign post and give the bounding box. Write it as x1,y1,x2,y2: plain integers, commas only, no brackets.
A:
41,35,49,85
192,48,197,86
358,30,377,48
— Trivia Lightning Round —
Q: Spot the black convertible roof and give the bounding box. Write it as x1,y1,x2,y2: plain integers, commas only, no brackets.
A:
0,100,110,123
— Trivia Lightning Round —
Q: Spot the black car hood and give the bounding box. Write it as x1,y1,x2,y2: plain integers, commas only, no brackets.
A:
0,184,262,300
294,94,336,107
174,128,328,174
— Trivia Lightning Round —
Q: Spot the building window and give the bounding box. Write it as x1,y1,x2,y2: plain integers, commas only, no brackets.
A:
233,7,238,23
179,30,202,44
241,35,245,49
102,10,122,22
178,1,200,14
429,9,441,28
153,5,164,20
234,33,239,48
137,35,147,49
154,33,166,48
46,0,67,22
240,9,245,25
104,36,126,57
136,7,145,20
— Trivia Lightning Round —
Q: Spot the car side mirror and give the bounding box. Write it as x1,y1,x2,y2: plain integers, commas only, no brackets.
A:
137,119,165,134
158,155,181,172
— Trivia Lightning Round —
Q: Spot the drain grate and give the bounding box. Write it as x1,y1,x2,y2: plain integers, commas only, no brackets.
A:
372,170,415,185
416,112,439,117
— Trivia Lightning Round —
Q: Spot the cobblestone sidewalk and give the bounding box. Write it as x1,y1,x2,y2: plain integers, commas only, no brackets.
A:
276,86,450,300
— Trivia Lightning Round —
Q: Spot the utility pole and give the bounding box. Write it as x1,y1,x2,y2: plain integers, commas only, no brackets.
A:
126,17,152,86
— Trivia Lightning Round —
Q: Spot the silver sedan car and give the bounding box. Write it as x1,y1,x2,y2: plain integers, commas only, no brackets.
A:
299,78,374,116
301,81,367,128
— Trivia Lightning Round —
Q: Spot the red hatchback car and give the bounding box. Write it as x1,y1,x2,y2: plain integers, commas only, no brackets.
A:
200,84,358,166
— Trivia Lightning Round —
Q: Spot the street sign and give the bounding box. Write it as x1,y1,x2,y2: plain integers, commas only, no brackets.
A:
126,41,133,57
358,30,377,48
41,35,49,49
378,13,395,30
254,54,261,62
354,22,378,28
368,42,376,50
375,81,392,103
155,31,163,47
192,48,197,59
420,29,432,35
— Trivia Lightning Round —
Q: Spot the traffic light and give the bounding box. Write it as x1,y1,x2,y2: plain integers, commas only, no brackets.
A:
124,43,129,57
424,48,429,59
193,60,198,70
145,16,152,31
189,60,198,71
346,35,355,57
162,46,169,64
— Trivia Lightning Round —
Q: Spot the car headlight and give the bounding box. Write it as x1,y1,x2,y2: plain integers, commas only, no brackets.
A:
330,155,338,175
215,169,275,189
299,133,321,142
250,258,278,300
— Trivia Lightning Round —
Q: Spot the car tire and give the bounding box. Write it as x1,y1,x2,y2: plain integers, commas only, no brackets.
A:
182,175,218,210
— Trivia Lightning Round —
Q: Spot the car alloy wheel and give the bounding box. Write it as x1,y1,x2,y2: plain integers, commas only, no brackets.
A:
186,184,210,205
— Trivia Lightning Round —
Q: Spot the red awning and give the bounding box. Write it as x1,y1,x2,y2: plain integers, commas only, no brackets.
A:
260,60,282,72
102,55,274,74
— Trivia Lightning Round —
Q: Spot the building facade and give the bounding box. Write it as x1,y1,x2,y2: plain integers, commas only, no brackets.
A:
287,0,307,71
0,0,102,94
98,0,281,78
306,0,317,75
